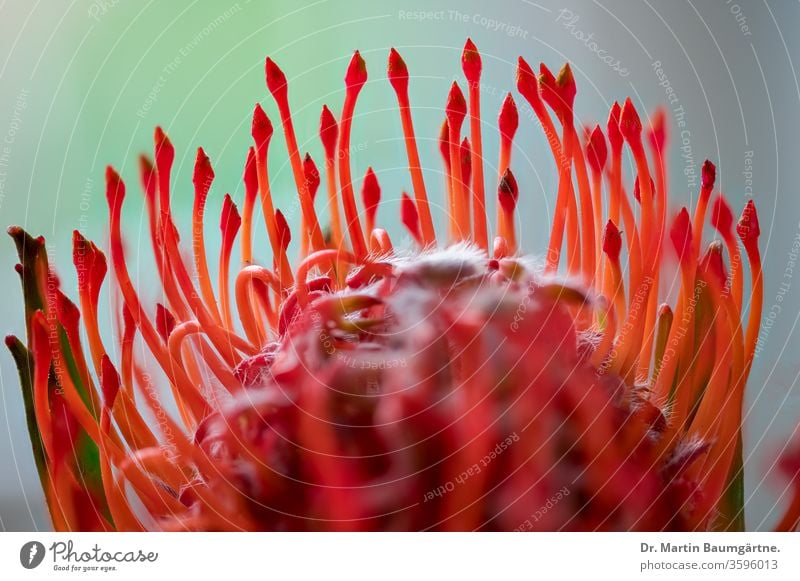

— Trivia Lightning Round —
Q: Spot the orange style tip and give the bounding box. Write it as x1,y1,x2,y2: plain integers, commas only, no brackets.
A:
516,57,540,106
220,194,242,236
303,153,321,201
155,303,176,342
462,38,481,83
400,193,421,243
460,137,472,184
633,176,654,202
498,93,519,139
193,147,214,201
710,195,734,236
701,160,716,190
264,57,288,99
587,125,607,173
498,168,519,213
438,119,451,169
538,63,559,112
251,103,273,151
607,101,623,150
274,209,291,251
361,167,381,217
445,82,467,127
387,48,409,95
345,50,368,91
700,241,728,288
100,355,121,409
657,303,673,318
105,166,125,207
670,208,693,263
602,219,622,262
138,154,154,176
319,105,339,159
555,62,577,106
138,155,156,199
154,126,174,167
619,97,643,140
72,231,106,286
72,228,85,242
154,125,169,147
737,199,760,248
243,146,258,198
648,108,667,151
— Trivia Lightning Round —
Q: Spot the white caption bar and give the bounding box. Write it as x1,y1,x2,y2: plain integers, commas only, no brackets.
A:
1,532,798,579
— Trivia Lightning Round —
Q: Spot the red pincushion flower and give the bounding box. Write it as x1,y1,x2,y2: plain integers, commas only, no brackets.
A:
6,39,797,531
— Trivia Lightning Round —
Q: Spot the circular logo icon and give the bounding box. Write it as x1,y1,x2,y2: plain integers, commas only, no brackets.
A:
20,541,46,569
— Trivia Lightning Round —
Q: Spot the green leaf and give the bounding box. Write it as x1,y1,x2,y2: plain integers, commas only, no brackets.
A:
8,227,48,333
5,336,49,491
718,434,746,531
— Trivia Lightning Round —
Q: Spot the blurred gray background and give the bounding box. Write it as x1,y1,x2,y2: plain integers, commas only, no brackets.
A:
0,0,798,530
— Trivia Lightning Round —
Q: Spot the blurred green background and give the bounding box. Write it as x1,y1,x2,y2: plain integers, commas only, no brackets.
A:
1,0,799,530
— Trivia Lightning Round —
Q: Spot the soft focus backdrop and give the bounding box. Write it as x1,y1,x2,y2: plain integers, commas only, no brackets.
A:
1,0,799,530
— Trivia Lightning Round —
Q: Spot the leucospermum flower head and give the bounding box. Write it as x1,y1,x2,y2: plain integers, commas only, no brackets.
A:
7,39,799,531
